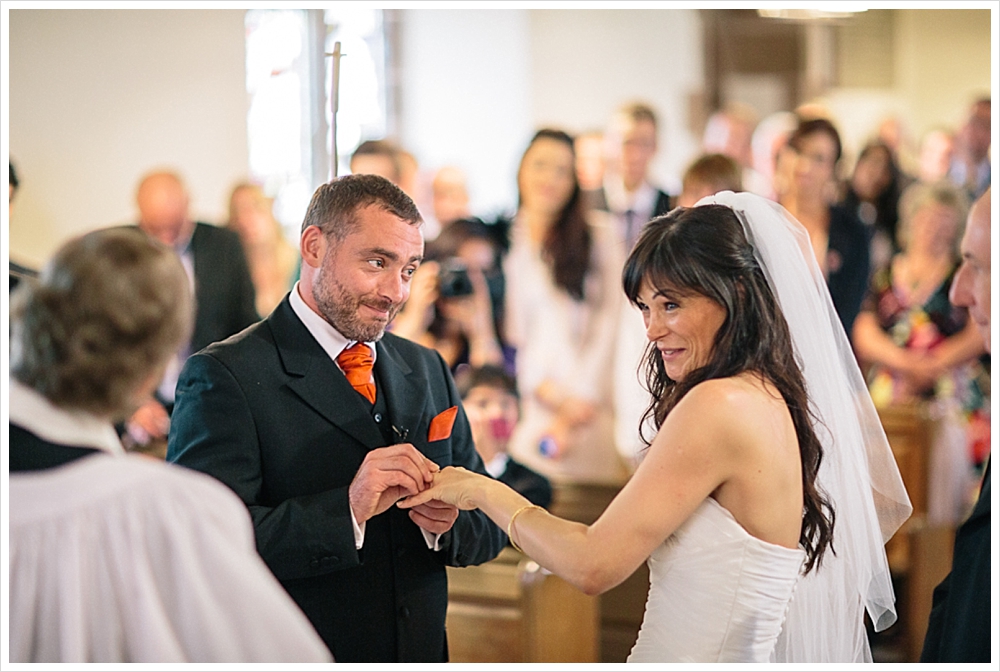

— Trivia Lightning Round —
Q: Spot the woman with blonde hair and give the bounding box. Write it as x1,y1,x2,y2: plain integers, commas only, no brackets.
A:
227,182,299,316
853,181,988,524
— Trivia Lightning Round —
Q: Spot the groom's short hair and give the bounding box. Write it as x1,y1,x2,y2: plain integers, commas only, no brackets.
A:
300,173,422,239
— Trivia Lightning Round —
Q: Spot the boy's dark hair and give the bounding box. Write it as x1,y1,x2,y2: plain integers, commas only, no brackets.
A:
456,365,519,401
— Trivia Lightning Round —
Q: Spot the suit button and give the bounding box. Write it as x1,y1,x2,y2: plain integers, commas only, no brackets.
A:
399,606,410,619
330,555,340,564
374,412,382,422
310,558,320,569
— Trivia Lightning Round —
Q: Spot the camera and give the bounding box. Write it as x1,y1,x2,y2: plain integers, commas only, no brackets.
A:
438,259,474,298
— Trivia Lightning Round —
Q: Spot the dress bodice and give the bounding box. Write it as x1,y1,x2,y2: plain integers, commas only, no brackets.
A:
628,497,805,663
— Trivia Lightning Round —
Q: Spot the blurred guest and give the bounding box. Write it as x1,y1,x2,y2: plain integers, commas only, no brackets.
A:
397,148,420,198
504,129,629,485
391,217,510,375
599,102,673,251
746,111,798,200
949,98,991,201
918,127,956,184
921,187,991,663
876,114,917,174
701,102,757,176
8,228,330,662
840,141,907,270
676,153,743,208
853,181,987,524
125,171,258,450
349,139,402,184
780,118,871,334
431,165,472,229
8,161,37,291
457,365,552,508
227,182,299,316
575,129,607,209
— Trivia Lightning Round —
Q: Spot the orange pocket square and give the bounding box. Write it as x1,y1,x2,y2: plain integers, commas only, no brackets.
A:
428,406,458,442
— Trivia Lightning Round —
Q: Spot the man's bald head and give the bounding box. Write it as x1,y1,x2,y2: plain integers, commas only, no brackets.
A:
136,171,193,246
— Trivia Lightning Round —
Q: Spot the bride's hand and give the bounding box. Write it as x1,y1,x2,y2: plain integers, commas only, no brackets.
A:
396,466,485,511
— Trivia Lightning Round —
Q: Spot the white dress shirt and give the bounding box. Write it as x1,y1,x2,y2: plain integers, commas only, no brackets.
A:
604,177,661,249
289,282,441,551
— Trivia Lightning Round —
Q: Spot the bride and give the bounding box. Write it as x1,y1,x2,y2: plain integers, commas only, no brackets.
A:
401,192,911,662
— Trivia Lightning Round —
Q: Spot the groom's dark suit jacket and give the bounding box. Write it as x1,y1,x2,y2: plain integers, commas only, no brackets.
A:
167,296,506,662
920,460,991,662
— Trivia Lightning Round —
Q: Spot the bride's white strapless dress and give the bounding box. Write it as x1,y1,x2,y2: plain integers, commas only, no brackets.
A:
627,497,806,662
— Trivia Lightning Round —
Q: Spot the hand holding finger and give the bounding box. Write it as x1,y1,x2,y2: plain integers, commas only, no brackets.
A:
396,466,481,510
366,443,436,485
408,501,459,535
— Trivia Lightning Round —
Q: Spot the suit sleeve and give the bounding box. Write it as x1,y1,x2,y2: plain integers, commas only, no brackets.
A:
428,351,508,566
167,352,361,581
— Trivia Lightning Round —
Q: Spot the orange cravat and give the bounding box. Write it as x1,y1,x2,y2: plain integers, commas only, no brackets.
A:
336,343,376,404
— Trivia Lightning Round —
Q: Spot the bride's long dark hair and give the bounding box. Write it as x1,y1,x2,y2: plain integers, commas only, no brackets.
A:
622,205,835,573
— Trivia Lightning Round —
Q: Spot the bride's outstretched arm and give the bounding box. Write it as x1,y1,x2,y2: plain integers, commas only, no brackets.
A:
400,467,613,594
399,380,751,595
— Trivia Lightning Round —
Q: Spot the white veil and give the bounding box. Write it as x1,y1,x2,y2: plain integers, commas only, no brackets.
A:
698,192,913,662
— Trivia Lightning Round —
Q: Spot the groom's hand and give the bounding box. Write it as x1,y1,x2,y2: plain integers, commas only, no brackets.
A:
349,444,439,524
407,498,460,535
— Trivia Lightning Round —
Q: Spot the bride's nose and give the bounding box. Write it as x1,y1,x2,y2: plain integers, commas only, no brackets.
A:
645,310,669,342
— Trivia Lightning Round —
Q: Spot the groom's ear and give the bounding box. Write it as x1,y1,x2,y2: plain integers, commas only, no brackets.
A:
300,225,328,269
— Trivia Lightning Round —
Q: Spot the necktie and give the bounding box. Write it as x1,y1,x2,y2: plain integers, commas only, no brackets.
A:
624,209,638,250
336,343,376,404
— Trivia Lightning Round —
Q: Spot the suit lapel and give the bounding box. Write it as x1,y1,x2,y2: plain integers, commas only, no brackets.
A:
375,337,429,445
269,299,385,449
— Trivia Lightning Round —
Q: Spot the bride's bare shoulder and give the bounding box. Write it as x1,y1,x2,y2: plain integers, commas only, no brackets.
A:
676,373,780,410
670,374,789,442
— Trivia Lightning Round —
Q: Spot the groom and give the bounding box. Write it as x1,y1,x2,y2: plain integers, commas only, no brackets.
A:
167,175,507,662
920,187,991,663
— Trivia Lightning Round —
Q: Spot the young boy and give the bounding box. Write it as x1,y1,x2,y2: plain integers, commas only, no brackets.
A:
457,366,552,508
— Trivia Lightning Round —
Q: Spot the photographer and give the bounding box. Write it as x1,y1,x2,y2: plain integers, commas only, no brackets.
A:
391,217,511,375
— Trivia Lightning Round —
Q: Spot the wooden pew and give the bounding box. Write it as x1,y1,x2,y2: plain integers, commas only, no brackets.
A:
446,546,600,662
548,481,649,663
877,403,955,662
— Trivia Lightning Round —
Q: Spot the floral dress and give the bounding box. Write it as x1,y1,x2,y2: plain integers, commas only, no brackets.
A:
862,262,990,522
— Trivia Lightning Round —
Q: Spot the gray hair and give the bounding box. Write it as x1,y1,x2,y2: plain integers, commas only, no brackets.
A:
10,228,192,419
300,173,422,239
897,180,970,253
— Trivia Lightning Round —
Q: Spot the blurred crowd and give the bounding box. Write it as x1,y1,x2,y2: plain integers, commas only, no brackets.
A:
7,92,991,662
325,97,992,512
9,95,992,507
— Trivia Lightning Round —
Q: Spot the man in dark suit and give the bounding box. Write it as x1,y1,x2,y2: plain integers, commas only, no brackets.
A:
167,174,506,662
587,102,673,251
125,171,258,445
921,187,991,663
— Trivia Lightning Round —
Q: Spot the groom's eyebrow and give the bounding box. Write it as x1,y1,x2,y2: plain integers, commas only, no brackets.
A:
361,246,423,264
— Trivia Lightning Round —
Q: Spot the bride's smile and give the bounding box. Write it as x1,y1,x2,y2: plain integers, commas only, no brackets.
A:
637,279,727,382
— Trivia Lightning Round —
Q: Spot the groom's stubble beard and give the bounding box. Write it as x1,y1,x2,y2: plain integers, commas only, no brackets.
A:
312,254,402,343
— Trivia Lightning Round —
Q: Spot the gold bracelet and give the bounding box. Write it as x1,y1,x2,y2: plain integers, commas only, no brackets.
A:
507,504,544,554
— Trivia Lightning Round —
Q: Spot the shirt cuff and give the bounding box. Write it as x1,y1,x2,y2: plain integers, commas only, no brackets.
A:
421,528,443,552
351,508,366,549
